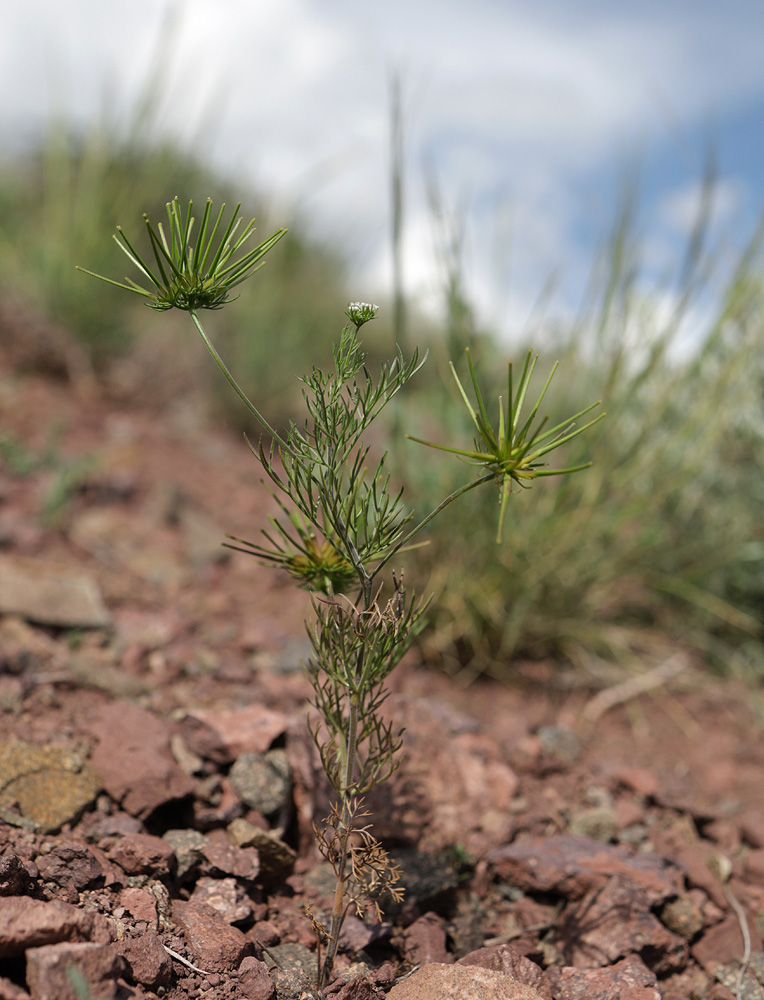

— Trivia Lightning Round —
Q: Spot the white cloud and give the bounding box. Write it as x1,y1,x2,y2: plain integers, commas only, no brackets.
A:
2,0,763,338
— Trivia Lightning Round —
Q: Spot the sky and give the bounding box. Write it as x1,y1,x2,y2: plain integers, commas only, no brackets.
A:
3,0,764,339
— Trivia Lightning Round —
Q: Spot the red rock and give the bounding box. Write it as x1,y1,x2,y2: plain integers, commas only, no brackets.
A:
35,842,102,892
0,977,30,1000
117,887,158,928
387,699,519,854
546,954,661,999
193,774,244,828
88,700,194,819
744,848,764,886
563,876,688,974
401,912,448,966
0,853,36,896
386,963,544,999
291,695,518,857
691,912,763,975
238,956,276,1000
115,931,172,989
611,765,660,799
740,809,764,849
458,944,552,1000
487,835,681,905
337,915,379,953
182,705,289,762
613,795,645,832
247,920,280,948
190,876,253,924
25,941,124,1000
108,833,175,877
172,899,252,973
0,897,111,959
323,972,378,999
200,840,259,881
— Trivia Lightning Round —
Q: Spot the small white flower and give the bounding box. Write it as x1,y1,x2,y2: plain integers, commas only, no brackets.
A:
346,301,379,327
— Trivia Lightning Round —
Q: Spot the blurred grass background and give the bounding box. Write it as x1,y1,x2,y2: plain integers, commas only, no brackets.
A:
0,93,762,686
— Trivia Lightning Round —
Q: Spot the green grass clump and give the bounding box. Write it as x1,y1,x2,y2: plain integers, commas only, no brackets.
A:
397,186,764,681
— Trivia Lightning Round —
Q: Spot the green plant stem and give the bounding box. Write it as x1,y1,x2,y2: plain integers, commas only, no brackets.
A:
189,309,287,449
321,693,360,988
373,471,496,579
320,564,373,988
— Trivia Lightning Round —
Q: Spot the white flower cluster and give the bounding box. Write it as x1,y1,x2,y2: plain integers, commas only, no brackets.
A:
345,301,379,327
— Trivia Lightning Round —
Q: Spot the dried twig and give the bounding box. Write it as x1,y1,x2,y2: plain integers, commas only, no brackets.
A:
725,885,751,1000
482,918,558,948
164,946,210,976
583,653,688,724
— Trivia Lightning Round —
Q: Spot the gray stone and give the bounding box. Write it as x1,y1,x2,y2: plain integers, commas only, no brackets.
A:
0,557,109,628
163,828,209,880
536,725,581,764
227,820,296,887
263,943,318,999
569,805,617,843
230,749,291,816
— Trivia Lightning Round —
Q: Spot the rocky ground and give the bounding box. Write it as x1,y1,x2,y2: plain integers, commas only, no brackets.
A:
1,316,764,999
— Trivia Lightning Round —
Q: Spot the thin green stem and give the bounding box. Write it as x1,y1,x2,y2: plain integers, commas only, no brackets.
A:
321,572,370,987
373,471,495,580
188,310,288,449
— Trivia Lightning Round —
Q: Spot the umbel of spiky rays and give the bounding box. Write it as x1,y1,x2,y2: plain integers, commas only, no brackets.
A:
409,348,605,543
78,198,286,441
77,197,286,312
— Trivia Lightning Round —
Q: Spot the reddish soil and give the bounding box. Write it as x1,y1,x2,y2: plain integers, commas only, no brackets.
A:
1,323,764,999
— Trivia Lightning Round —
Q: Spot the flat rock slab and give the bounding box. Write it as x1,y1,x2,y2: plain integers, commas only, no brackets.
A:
87,701,194,819
546,955,661,999
171,899,251,973
563,876,688,973
0,897,110,959
487,834,682,905
26,941,124,1000
115,931,173,990
0,556,110,628
386,963,544,999
181,705,290,762
0,742,101,833
458,945,551,1000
